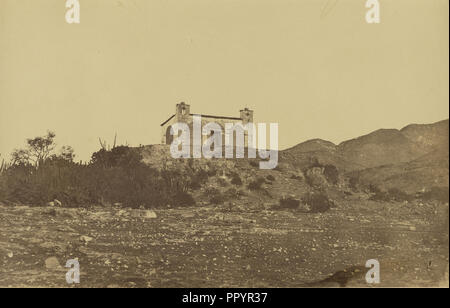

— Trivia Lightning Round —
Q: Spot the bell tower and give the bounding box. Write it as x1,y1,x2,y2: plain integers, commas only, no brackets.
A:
176,102,191,121
240,107,253,124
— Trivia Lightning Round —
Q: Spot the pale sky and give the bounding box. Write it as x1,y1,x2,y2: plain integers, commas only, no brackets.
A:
0,0,448,161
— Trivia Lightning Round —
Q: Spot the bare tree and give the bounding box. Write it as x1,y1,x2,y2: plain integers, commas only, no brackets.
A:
60,145,75,162
26,131,56,165
11,149,31,166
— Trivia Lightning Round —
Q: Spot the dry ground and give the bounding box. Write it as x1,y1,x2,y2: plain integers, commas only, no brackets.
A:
0,198,448,288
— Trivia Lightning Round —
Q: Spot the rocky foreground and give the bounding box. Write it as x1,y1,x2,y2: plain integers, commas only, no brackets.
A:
0,198,448,288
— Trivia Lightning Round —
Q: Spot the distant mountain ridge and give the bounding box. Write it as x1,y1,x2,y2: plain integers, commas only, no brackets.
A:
282,119,448,169
281,119,449,193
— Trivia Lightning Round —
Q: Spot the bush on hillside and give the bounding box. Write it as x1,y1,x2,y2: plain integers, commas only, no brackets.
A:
279,196,300,209
302,191,333,213
172,191,196,207
189,169,209,190
420,186,449,203
323,164,339,185
368,186,413,203
266,174,276,182
230,173,243,186
248,177,265,191
348,176,360,191
387,188,414,202
0,140,195,208
204,187,226,205
249,160,259,168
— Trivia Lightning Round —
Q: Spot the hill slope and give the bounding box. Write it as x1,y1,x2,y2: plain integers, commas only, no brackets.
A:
337,128,426,169
140,119,448,204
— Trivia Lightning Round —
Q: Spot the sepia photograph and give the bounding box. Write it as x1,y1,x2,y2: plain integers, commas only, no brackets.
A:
0,0,448,293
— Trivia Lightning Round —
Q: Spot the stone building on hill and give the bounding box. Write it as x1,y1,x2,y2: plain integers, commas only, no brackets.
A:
160,102,254,148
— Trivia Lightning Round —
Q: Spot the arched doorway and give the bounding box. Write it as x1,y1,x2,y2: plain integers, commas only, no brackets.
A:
165,126,174,145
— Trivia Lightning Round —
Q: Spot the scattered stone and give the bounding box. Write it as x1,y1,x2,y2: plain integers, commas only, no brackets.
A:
7,252,13,258
80,235,94,244
131,209,157,219
142,210,157,219
45,257,62,270
182,213,195,219
116,209,127,217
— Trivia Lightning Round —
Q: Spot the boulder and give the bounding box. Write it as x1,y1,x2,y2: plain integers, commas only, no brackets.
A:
45,257,62,270
131,209,157,219
80,235,94,244
142,210,157,219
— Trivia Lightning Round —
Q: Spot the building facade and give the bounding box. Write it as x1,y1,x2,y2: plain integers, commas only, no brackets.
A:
160,102,254,148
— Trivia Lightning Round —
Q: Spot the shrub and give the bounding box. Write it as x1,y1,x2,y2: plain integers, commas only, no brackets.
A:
204,187,220,195
348,176,360,191
304,169,328,188
91,146,142,168
172,191,196,207
309,157,322,168
249,160,259,168
217,177,228,187
368,186,413,202
0,145,193,209
279,196,300,209
210,194,225,205
369,190,390,202
368,184,382,194
420,186,449,203
202,187,225,205
302,191,332,213
248,177,265,191
387,188,413,202
323,164,339,185
236,189,246,197
189,180,202,190
205,162,218,177
266,174,275,182
230,173,243,186
225,187,238,198
189,169,209,190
